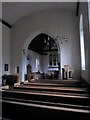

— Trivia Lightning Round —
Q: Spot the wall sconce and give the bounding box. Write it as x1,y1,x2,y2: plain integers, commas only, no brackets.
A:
55,34,68,44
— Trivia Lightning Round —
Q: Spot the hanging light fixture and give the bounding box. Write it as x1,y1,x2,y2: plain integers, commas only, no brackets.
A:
44,38,47,44
48,36,50,41
44,36,50,45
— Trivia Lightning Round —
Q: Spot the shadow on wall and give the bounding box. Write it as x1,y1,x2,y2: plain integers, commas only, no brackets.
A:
73,69,81,80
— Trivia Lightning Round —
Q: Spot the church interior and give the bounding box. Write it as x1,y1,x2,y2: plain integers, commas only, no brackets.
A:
0,1,90,119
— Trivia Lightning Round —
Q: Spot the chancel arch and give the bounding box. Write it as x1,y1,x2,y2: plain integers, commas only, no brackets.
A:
22,30,61,81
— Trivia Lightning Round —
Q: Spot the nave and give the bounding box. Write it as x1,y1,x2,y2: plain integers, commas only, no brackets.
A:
1,79,90,120
1,2,90,120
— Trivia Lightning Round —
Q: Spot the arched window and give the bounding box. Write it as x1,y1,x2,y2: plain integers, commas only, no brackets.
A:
36,56,39,71
79,14,86,70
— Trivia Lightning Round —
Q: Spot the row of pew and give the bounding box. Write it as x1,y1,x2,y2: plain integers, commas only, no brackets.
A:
1,79,90,119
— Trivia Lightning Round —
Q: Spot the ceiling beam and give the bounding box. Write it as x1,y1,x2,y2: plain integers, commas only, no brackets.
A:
0,18,12,28
42,49,58,52
76,2,79,16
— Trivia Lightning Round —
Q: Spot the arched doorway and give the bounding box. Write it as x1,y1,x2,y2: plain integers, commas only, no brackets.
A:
22,31,61,81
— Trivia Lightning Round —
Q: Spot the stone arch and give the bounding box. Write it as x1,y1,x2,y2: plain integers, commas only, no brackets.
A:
22,30,61,81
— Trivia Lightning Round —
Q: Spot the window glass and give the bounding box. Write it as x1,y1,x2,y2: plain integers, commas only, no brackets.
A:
79,14,86,70
36,57,39,71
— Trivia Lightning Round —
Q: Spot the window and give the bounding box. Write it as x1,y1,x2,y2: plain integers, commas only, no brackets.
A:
49,52,58,67
36,56,39,71
79,14,86,70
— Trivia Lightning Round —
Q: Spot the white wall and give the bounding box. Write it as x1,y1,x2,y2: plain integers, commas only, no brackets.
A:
88,1,90,84
11,9,80,80
0,23,2,85
27,50,43,73
27,50,50,74
2,24,11,75
0,2,2,118
41,53,49,73
79,2,90,84
0,1,2,85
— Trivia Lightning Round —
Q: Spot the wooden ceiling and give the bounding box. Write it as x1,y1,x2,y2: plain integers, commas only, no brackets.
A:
28,33,58,55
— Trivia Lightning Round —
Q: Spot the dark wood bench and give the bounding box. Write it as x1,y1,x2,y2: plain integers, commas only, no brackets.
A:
2,74,20,86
